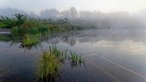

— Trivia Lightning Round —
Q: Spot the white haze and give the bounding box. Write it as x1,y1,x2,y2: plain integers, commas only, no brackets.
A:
0,7,146,29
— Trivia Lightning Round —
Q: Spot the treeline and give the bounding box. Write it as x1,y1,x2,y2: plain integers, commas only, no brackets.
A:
1,7,145,29
0,13,83,31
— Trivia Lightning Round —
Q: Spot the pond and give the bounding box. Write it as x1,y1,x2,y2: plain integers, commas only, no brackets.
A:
0,29,146,82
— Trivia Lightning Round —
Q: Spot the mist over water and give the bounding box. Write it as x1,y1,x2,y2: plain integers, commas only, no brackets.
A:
1,6,146,82
0,7,146,30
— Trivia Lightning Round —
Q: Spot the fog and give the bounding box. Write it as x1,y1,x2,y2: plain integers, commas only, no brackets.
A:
0,7,146,29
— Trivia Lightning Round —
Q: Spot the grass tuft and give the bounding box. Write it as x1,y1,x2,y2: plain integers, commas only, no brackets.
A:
22,34,40,47
36,51,60,81
36,46,85,81
70,52,85,67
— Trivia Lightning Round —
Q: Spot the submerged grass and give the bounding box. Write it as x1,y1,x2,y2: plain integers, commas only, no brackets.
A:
36,46,65,82
11,24,49,36
11,21,49,48
49,46,66,62
36,51,60,82
36,46,85,81
22,34,40,47
70,52,85,67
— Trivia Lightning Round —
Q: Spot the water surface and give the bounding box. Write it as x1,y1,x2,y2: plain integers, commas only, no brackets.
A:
0,29,146,82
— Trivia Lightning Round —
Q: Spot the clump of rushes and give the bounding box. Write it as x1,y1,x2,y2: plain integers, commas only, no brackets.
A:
36,46,85,81
49,46,66,63
22,34,40,47
69,52,85,67
38,25,49,35
36,51,60,82
11,24,49,36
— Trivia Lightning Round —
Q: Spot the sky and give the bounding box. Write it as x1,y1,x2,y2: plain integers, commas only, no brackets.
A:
0,0,146,13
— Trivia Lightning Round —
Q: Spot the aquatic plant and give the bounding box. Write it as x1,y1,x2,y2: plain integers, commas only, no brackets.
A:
0,34,11,41
11,25,49,36
11,27,24,36
22,34,40,47
69,52,85,67
36,52,60,82
36,47,63,82
49,46,66,62
38,25,49,35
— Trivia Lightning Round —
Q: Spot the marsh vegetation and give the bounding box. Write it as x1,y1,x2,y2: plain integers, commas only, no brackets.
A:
0,13,87,82
36,46,85,82
0,14,83,48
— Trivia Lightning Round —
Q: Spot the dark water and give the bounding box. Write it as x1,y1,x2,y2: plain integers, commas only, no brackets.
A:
0,29,146,82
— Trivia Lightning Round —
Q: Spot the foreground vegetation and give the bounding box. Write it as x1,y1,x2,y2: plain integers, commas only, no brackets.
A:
36,46,85,82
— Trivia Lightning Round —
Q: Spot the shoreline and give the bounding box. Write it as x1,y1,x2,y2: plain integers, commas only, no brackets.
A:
0,28,11,34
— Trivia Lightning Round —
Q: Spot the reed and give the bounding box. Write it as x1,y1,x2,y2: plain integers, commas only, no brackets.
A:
36,51,60,82
22,34,40,47
36,46,85,81
70,52,85,67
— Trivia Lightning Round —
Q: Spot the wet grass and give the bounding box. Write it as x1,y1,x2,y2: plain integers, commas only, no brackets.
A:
11,25,49,36
36,46,64,82
70,52,85,67
36,50,60,82
11,20,49,48
49,46,66,62
36,46,85,81
22,34,40,47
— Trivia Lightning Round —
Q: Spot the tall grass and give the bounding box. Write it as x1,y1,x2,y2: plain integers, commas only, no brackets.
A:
11,20,49,48
49,46,66,62
36,46,85,81
11,25,49,36
36,52,59,82
36,47,62,82
22,34,40,47
69,52,85,67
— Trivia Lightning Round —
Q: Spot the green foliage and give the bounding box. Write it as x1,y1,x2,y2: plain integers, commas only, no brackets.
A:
11,24,49,36
0,14,79,33
70,52,85,67
0,14,25,28
0,16,17,28
0,22,7,28
15,14,24,26
36,47,62,81
22,34,40,47
38,25,49,35
11,27,25,36
0,35,11,41
49,46,66,62
11,19,49,49
36,53,59,81
36,46,85,81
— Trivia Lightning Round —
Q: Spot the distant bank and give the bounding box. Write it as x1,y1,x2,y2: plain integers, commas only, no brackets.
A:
0,28,11,34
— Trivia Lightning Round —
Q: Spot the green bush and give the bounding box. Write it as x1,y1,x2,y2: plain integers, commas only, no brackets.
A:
0,22,7,28
0,14,25,28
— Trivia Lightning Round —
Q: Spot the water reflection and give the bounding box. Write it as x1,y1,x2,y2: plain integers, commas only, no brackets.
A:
0,29,146,82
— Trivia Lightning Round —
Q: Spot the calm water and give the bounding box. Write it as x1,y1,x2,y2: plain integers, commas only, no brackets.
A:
0,29,146,82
